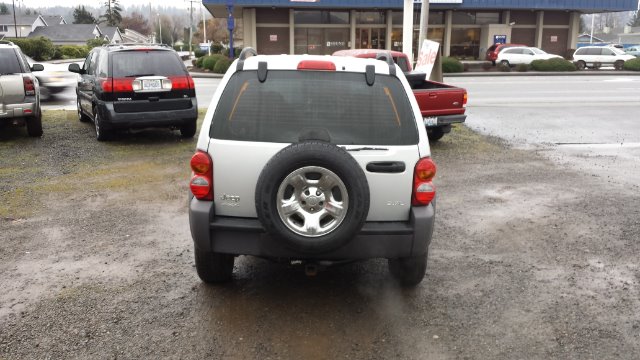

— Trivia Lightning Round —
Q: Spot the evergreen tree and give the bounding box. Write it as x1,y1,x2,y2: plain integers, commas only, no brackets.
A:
100,0,122,27
73,6,97,24
0,3,9,15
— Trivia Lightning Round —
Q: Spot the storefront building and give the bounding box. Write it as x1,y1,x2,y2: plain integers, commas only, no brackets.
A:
204,0,638,59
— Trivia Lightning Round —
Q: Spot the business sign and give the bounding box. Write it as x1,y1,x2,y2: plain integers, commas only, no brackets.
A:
270,35,278,42
550,36,558,43
414,39,440,79
494,35,507,44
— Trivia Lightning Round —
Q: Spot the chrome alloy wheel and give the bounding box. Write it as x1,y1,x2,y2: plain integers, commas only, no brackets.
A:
276,166,349,237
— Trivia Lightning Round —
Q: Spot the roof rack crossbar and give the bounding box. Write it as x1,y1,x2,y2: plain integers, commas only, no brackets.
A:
237,47,258,71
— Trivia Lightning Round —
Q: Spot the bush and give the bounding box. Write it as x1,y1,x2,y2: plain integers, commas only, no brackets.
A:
516,64,530,72
196,56,205,68
497,63,511,72
59,45,89,59
194,49,207,58
86,38,109,49
530,58,576,72
441,57,464,73
9,37,55,61
213,57,232,74
201,54,226,71
623,58,640,71
222,47,243,57
210,43,223,54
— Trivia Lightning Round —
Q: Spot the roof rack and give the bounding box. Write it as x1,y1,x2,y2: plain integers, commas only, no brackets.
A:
375,52,396,76
102,42,171,48
237,47,258,71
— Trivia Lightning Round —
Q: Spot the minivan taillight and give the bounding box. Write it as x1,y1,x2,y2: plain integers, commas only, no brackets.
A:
169,75,194,90
412,157,436,206
23,76,35,96
190,151,213,201
100,78,134,93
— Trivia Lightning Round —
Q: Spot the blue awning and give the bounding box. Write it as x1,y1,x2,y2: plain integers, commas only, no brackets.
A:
203,0,637,12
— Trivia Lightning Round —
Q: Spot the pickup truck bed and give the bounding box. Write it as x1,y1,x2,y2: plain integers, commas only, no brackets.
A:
405,71,467,141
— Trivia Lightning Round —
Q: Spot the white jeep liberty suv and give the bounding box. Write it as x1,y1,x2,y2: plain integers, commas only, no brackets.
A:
189,48,436,286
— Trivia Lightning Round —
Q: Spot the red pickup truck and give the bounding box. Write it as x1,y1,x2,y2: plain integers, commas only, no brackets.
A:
333,49,467,141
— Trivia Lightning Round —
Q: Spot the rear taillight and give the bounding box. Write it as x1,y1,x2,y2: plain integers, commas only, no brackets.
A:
100,78,134,93
23,76,35,96
169,75,194,90
190,151,213,201
463,91,468,107
412,157,437,206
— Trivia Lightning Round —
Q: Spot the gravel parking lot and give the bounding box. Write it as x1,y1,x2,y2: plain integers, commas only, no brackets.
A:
1,111,639,359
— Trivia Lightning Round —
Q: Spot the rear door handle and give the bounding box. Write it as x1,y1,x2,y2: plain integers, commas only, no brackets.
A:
429,92,437,98
366,161,406,173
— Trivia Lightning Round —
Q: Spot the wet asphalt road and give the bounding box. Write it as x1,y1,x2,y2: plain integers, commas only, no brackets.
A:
445,74,640,188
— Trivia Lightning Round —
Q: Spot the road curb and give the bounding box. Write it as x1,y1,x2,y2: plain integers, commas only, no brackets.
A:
189,72,224,79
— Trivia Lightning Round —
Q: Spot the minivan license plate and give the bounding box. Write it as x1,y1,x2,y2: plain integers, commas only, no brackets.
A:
142,79,161,90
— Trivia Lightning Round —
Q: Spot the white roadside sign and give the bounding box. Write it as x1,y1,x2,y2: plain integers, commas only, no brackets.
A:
414,39,440,79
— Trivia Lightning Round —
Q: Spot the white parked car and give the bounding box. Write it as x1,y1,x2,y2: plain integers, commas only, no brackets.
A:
573,46,635,70
496,46,562,66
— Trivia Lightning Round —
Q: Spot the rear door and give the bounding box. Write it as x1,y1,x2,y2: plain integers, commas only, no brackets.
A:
109,50,193,113
0,48,27,106
78,51,96,115
208,70,420,221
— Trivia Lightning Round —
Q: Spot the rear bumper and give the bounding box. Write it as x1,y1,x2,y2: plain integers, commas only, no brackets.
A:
0,102,37,119
424,114,466,128
189,197,436,260
96,98,198,129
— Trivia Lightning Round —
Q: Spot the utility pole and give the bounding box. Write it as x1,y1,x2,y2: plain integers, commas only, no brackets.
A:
417,0,430,53
158,12,162,44
12,0,17,38
189,0,193,57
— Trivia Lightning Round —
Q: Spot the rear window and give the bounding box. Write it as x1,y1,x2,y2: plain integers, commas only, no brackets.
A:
210,70,418,145
0,49,24,74
111,50,186,77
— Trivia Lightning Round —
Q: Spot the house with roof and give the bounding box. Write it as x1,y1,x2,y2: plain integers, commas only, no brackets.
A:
100,26,124,43
120,28,153,43
27,24,103,46
0,14,47,38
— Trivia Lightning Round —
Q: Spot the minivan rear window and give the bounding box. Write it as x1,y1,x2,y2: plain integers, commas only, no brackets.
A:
111,50,186,77
0,49,23,74
210,70,419,145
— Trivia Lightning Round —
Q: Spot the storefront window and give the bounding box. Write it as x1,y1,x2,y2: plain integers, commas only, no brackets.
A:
356,28,386,49
391,28,444,55
450,28,480,59
294,28,349,55
356,11,386,24
294,10,350,25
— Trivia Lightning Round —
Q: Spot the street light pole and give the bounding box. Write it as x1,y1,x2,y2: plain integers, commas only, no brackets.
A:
202,2,208,54
418,0,430,52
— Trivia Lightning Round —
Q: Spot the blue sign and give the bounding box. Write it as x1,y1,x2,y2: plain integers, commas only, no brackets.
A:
494,35,507,44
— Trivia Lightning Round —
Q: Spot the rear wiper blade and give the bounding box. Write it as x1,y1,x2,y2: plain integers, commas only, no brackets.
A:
125,73,154,77
345,147,389,152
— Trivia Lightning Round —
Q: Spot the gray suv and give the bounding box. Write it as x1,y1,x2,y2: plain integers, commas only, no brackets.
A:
0,40,43,137
189,49,437,286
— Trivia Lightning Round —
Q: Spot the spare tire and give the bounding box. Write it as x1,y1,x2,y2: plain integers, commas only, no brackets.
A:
255,141,370,253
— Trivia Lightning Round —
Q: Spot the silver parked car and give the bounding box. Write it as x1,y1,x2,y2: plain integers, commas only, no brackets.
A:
0,40,44,137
